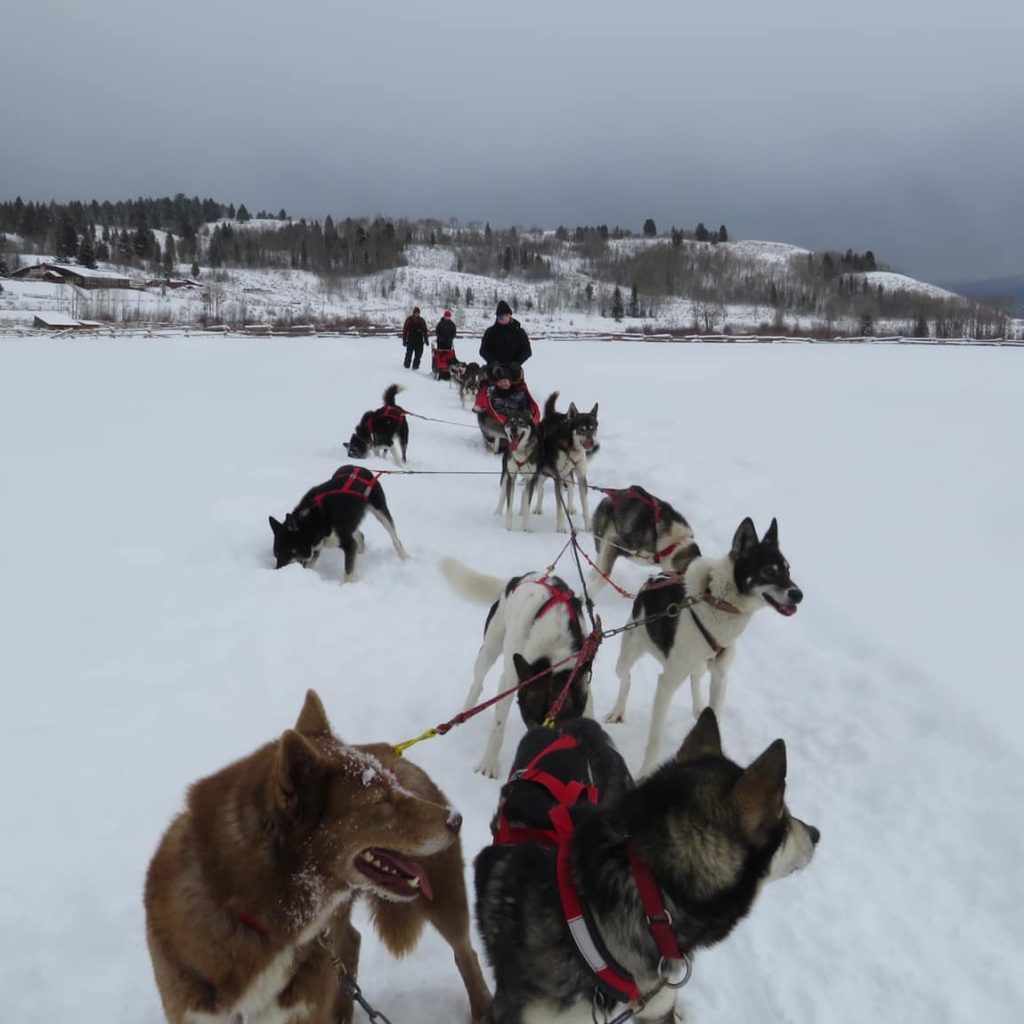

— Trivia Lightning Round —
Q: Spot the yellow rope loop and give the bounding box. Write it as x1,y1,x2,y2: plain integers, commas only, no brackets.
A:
542,715,556,728
392,728,438,757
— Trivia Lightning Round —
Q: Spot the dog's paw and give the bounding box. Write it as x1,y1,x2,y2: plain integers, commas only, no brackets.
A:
474,760,501,780
604,710,625,724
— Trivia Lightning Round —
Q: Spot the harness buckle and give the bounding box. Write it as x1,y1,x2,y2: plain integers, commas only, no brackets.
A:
646,909,673,927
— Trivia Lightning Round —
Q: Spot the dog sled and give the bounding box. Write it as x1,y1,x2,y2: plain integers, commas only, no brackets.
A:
431,345,459,381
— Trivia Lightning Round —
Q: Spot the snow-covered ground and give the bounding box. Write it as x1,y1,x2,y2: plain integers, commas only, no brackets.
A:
1,336,1020,1023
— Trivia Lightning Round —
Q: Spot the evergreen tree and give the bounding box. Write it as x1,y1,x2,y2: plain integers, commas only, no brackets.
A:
629,283,640,318
465,286,474,306
236,204,251,222
717,224,728,243
0,253,9,278
694,222,710,242
914,314,929,338
162,234,177,276
642,218,657,237
96,241,110,262
611,286,624,321
57,215,78,261
191,260,200,279
77,234,97,269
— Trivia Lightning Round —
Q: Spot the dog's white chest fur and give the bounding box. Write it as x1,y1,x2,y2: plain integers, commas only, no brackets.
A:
184,893,347,1024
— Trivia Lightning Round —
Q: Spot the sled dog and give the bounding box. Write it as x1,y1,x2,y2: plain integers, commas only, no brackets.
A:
533,392,600,533
439,557,594,779
475,710,819,1023
145,690,491,1024
590,485,699,590
610,517,802,776
493,411,542,532
343,384,410,465
458,362,483,409
269,465,409,581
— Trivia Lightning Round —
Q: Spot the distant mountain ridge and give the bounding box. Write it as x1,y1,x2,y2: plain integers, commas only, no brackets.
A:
939,273,1024,314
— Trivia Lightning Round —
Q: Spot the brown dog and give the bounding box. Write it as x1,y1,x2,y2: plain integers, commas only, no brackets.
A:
144,690,491,1024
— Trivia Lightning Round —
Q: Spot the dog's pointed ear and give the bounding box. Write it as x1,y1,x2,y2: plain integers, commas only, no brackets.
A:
730,517,759,558
295,689,333,738
762,517,779,547
342,442,351,453
270,729,327,817
568,402,579,418
676,707,722,762
512,652,534,683
269,515,284,536
589,402,598,418
732,739,787,837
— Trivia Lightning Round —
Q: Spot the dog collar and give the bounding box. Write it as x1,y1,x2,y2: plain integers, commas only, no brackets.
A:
701,591,740,615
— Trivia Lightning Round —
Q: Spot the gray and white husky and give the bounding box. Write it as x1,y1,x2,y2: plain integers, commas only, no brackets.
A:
532,392,600,533
610,517,802,776
475,710,819,1024
590,485,699,591
493,411,542,532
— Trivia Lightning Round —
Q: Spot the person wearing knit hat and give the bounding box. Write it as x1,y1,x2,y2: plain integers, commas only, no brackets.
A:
401,306,430,369
480,299,531,370
435,309,457,351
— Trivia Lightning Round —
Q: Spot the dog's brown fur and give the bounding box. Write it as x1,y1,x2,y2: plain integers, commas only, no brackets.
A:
145,690,491,1024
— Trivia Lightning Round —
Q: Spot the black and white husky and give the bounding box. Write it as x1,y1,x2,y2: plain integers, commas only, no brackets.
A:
493,411,542,532
590,485,699,590
532,392,600,533
343,384,409,465
475,710,819,1023
269,465,409,581
609,517,802,775
439,558,594,779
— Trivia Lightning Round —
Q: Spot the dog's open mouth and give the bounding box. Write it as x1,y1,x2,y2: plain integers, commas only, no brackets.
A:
764,593,798,616
356,848,433,900
581,437,595,450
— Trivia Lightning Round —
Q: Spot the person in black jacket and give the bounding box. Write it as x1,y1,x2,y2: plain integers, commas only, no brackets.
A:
480,300,531,370
435,309,457,351
402,306,429,369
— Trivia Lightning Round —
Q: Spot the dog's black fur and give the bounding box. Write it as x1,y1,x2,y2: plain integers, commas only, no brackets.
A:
475,710,820,1023
533,392,600,532
458,362,483,409
343,384,409,464
512,651,591,730
269,465,409,581
591,485,700,586
494,411,542,531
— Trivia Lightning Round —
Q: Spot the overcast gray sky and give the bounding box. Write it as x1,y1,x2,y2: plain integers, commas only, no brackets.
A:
4,0,1021,282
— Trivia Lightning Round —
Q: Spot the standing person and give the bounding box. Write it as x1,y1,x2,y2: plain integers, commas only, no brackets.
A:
480,300,531,371
402,306,429,369
435,309,457,351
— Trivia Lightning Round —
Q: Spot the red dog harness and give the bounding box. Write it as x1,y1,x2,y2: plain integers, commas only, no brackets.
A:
602,488,682,565
493,733,686,1007
534,575,581,632
365,405,406,439
310,466,384,507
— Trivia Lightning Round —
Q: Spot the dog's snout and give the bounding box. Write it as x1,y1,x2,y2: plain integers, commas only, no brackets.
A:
789,587,803,604
446,810,463,835
808,825,821,846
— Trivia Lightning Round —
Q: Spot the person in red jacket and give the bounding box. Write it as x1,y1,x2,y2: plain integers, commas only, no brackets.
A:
402,306,429,369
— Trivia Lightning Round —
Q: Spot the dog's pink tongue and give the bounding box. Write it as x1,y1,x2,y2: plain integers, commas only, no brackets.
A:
376,849,434,900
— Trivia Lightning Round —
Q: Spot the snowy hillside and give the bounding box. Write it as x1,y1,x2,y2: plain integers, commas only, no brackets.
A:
4,229,1012,338
1,335,1021,1024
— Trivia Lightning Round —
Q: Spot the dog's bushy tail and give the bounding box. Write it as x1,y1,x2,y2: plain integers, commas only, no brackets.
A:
543,390,560,420
438,557,506,606
383,383,404,406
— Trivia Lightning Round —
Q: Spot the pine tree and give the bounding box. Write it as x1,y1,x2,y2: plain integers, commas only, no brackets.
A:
191,260,200,279
465,287,474,306
57,215,78,261
642,218,657,237
77,234,97,269
236,204,251,222
717,225,728,243
694,223,710,243
611,286,624,321
162,234,177,276
629,283,640,318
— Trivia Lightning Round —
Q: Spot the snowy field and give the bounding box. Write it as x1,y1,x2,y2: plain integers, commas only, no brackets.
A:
1,335,1021,1023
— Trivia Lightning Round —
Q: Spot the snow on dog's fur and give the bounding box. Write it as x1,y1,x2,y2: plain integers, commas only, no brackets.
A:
144,690,491,1024
439,557,593,779
610,517,803,776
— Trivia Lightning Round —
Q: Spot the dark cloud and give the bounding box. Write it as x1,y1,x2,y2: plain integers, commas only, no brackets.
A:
4,0,1021,280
